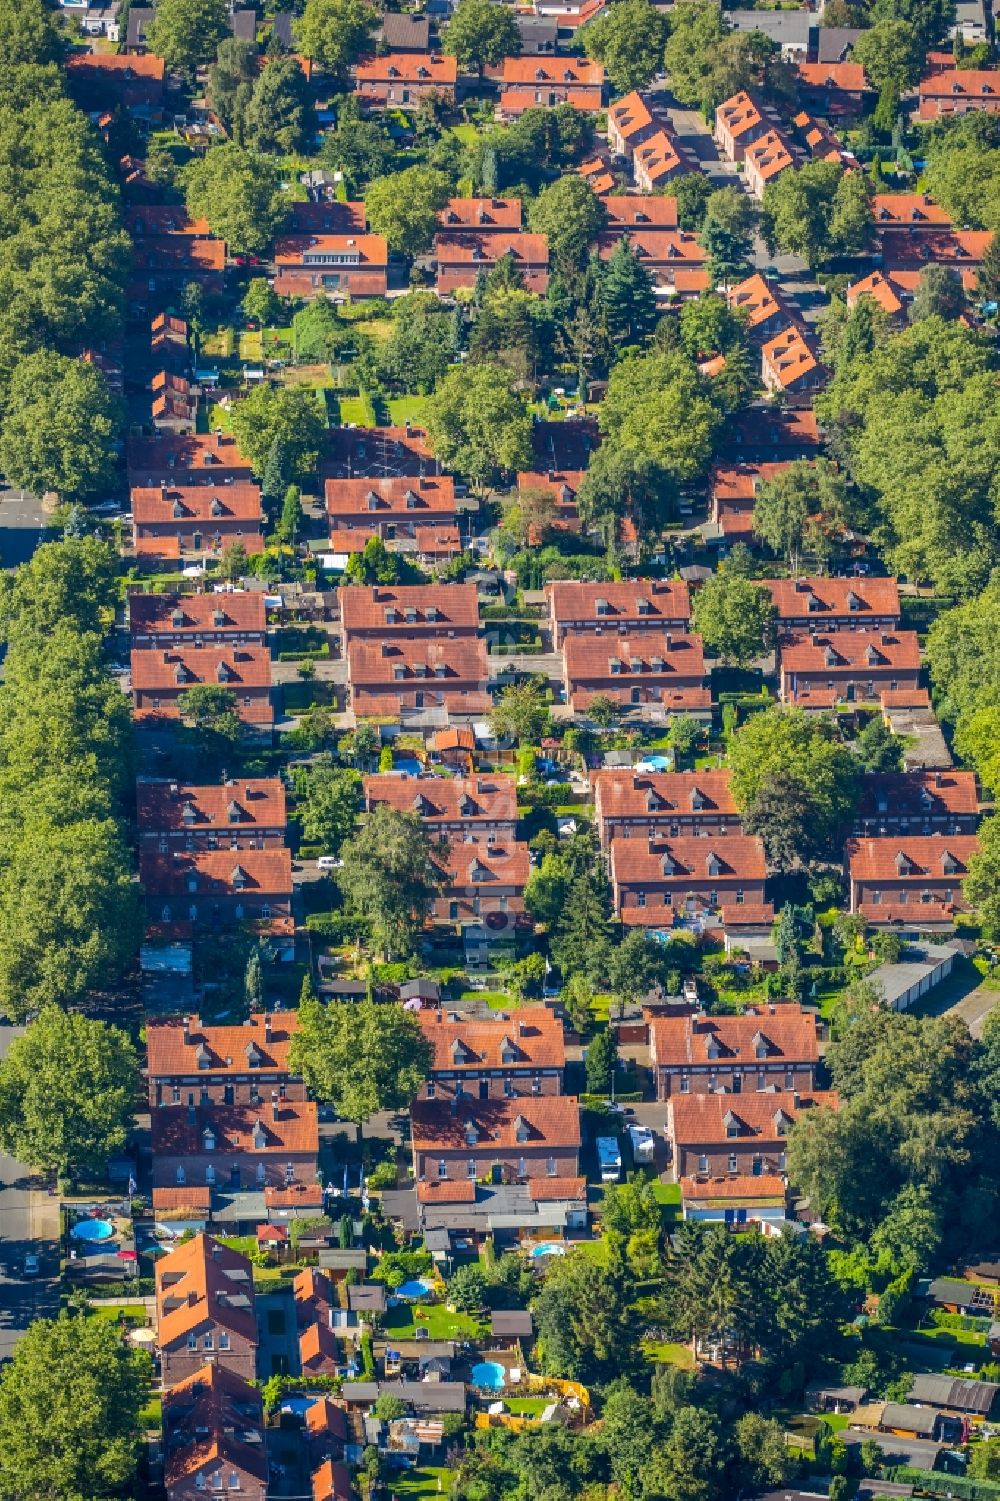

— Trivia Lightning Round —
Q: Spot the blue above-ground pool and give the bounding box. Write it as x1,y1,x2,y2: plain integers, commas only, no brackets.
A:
635,755,672,772
397,1277,434,1299
71,1218,115,1242
530,1241,566,1259
471,1361,506,1390
393,757,423,776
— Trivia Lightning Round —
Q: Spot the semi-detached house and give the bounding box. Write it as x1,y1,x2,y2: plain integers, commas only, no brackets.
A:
667,1089,838,1179
339,583,480,639
131,645,273,726
155,1234,258,1388
609,833,770,930
561,629,711,717
137,778,287,852
128,591,267,647
846,835,980,928
345,636,491,720
416,1007,567,1100
273,234,389,299
410,1096,581,1184
649,1005,819,1101
546,579,691,646
163,1363,267,1501
593,769,741,848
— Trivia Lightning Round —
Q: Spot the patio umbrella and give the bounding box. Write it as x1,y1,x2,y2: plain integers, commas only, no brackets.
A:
117,1249,138,1262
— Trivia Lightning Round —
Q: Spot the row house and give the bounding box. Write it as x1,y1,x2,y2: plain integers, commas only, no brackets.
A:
147,1012,302,1110
604,196,678,231
546,578,690,646
355,53,457,108
778,629,922,709
609,833,770,930
344,637,491,720
744,129,796,200
288,200,368,236
131,482,265,562
667,1089,838,1180
415,1007,566,1100
727,273,796,342
880,227,992,294
151,1096,319,1195
163,1364,267,1501
560,629,711,717
152,313,189,363
792,110,859,169
593,769,741,849
595,230,709,299
433,835,531,930
515,469,584,540
410,1096,581,1184
67,50,165,118
846,835,980,927
846,269,910,322
128,591,268,648
140,848,293,929
378,11,430,49
339,582,480,639
650,1005,819,1101
607,90,659,159
729,406,823,462
127,432,253,489
794,60,869,118
131,645,274,726
326,474,458,552
761,325,825,403
918,68,1000,117
579,154,617,195
764,576,901,635
435,232,550,295
125,207,213,238
498,57,604,115
151,373,198,435
364,773,518,837
137,778,287,853
854,771,980,837
872,193,952,230
129,236,226,307
715,91,769,162
437,198,523,232
273,234,389,299
709,459,792,544
322,422,435,481
632,129,688,191
155,1234,258,1388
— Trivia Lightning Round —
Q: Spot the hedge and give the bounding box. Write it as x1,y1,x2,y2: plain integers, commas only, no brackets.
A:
889,1470,1000,1500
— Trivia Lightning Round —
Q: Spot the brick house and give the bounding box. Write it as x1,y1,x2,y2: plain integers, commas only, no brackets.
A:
649,1005,819,1101
416,1007,566,1100
433,835,531,929
155,1234,258,1387
129,236,226,307
140,849,293,928
273,234,389,299
498,57,604,113
339,583,480,639
364,774,517,837
709,459,792,544
546,579,690,647
561,629,711,717
715,91,768,162
607,90,659,159
355,52,457,108
163,1364,267,1501
918,67,1000,117
871,193,952,230
131,483,265,562
130,645,273,726
846,270,908,321
515,469,585,540
410,1096,581,1184
595,230,710,299
726,274,797,342
593,769,741,849
795,61,869,118
846,835,980,927
137,778,287,853
761,325,825,403
778,629,922,709
437,198,523,232
792,110,859,168
345,637,491,720
325,475,459,552
880,227,992,294
128,591,268,648
151,1097,319,1194
632,130,688,191
609,833,769,928
743,129,796,200
127,431,253,490
67,51,165,117
435,232,550,295
312,1460,353,1501
763,577,901,635
854,770,980,837
667,1089,838,1179
147,1012,302,1110
603,196,679,231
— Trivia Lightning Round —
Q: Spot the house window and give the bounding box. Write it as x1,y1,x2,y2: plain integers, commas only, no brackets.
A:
736,889,745,905
426,1081,436,1100
697,1154,709,1173
637,891,646,908
187,1333,197,1349
203,1333,214,1350
784,1069,794,1088
438,1160,447,1178
467,1158,476,1179
779,1151,787,1171
219,1333,230,1350
172,1085,181,1104
680,1074,690,1093
176,1166,186,1185
757,1072,765,1090
727,1153,737,1173
726,1125,738,1139
518,1157,527,1177
229,1476,241,1492
547,1156,557,1176
531,1075,541,1095
504,1078,514,1098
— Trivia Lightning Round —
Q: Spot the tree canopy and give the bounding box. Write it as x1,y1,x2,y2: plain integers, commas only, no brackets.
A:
229,383,327,479
364,166,452,257
762,162,872,267
336,803,444,957
185,145,289,255
147,0,229,72
294,0,379,78
0,352,123,501
728,706,861,862
442,0,521,75
424,362,533,492
581,0,670,93
691,570,775,666
290,995,433,1132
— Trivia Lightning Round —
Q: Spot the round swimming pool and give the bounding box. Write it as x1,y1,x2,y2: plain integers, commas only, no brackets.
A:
396,1277,434,1299
471,1361,506,1390
530,1241,566,1259
71,1218,115,1242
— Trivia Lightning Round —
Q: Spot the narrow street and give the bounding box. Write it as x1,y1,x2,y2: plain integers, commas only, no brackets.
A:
0,1025,59,1361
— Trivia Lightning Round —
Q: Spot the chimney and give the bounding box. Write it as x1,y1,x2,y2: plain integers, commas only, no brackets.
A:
935,771,943,787
182,1016,191,1044
264,1014,272,1043
188,1289,198,1306
271,1090,279,1121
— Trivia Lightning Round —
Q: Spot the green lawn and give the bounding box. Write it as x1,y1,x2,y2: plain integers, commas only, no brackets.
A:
382,1302,486,1341
504,1397,551,1416
642,1339,695,1369
338,394,374,426
388,395,431,426
239,329,264,361
393,1467,455,1500
139,1396,162,1429
88,1304,149,1326
450,123,480,145
353,317,394,344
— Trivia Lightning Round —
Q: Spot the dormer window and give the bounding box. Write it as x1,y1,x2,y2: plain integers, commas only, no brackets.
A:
690,788,705,811
181,800,198,825
705,1036,720,1060
723,1109,742,1138
500,1036,517,1064
773,1110,792,1136
171,609,184,628
251,1119,267,1150
210,498,223,518
895,851,911,876
706,852,722,877
245,1042,263,1067
941,850,959,875
514,1114,530,1142
216,661,233,683
464,1121,479,1145
202,1127,215,1151
231,864,247,889
212,609,226,627
752,1031,768,1060
662,853,676,876
195,1041,211,1069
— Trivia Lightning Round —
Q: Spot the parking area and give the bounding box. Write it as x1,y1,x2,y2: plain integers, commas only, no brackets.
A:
0,485,46,570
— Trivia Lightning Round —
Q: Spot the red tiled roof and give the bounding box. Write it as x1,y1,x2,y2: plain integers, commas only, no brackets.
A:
727,272,789,329
300,1322,340,1371
137,778,286,834
313,1458,353,1501
632,131,684,185
501,56,603,85
547,579,691,627
797,61,867,90
603,195,678,229
140,848,292,898
880,687,931,708
872,193,951,226
68,51,165,78
289,200,367,235
273,233,388,269
779,629,921,673
608,90,655,142
859,770,979,820
846,835,980,882
436,837,531,893
414,525,461,555
339,583,478,634
325,474,456,518
716,90,764,140
651,1005,818,1069
152,1186,212,1211
151,1100,319,1157
410,1096,581,1152
131,238,225,274
764,576,900,621
594,769,738,819
881,227,992,272
433,727,474,752
438,198,523,230
499,86,601,113
156,1234,257,1346
365,773,516,825
563,630,706,681
919,68,1000,99
680,1173,786,1201
346,636,489,687
669,1089,839,1146
265,1182,324,1209
356,52,457,83
711,461,792,504
126,205,211,236
163,1364,267,1489
127,431,251,479
435,232,549,265
847,270,905,316
610,833,768,885
596,228,706,266
306,1397,349,1441
131,644,271,691
745,129,795,183
257,1223,288,1242
417,1178,477,1203
719,902,777,927
147,1012,299,1080
762,325,821,388
418,1006,565,1072
528,1176,586,1201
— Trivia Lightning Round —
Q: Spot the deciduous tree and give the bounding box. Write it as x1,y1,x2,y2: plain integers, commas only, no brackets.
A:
364,166,452,257
690,569,775,666
185,145,288,255
336,804,444,957
442,0,521,76
290,995,433,1136
294,0,378,79
581,0,670,93
0,352,123,501
147,0,229,74
229,383,326,478
424,362,532,493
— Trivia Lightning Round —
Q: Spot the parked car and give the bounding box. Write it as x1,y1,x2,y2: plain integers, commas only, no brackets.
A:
317,856,343,871
22,1253,39,1277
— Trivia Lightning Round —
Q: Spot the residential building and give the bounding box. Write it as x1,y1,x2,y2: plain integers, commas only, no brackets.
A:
846,269,908,321
607,90,659,158
603,196,678,230
728,8,812,57
155,1234,258,1387
680,1173,788,1229
854,770,980,836
649,1005,819,1100
344,637,491,719
595,229,710,298
127,431,253,489
515,469,584,539
579,154,616,194
162,1364,267,1501
151,1097,319,1194
795,61,869,116
437,198,523,232
416,1007,566,1100
778,629,922,709
137,778,287,853
727,274,796,342
432,835,532,929
744,129,796,199
546,579,690,646
364,774,517,837
128,591,268,648
516,15,559,52
355,53,457,108
880,227,992,293
846,835,980,926
326,475,458,551
435,232,550,294
147,1012,301,1111
918,67,1000,117
872,193,952,229
560,629,711,717
760,325,825,402
131,482,264,562
729,406,823,460
715,91,768,162
498,57,604,113
66,50,165,116
410,1096,581,1184
288,200,368,236
763,576,901,634
377,11,430,48
339,583,480,639
817,26,862,62
666,1089,839,1179
609,833,770,929
273,234,389,299
312,1460,353,1501
593,769,741,849
140,849,293,928
792,110,859,168
709,459,792,543
130,645,273,726
632,129,688,190
129,235,226,306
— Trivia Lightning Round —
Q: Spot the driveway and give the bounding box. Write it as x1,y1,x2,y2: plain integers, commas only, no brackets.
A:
0,486,46,571
0,1026,59,1359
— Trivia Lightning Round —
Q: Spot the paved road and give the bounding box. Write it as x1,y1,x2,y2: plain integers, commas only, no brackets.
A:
0,485,46,571
0,1025,58,1360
